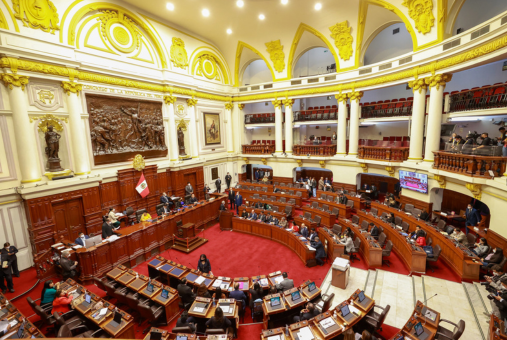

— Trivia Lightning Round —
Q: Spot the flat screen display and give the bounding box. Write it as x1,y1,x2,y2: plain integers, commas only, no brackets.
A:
399,170,428,194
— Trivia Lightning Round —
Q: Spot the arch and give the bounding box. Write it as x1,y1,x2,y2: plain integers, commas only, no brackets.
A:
287,23,340,80
0,7,9,30
234,41,275,87
190,48,231,85
64,2,168,68
446,0,467,36
362,22,413,66
0,0,18,31
359,20,402,66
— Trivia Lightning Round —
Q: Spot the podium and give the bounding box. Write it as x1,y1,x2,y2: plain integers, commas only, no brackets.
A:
220,211,234,231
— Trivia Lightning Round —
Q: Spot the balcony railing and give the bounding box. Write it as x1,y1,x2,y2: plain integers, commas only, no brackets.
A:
449,83,507,112
242,144,276,154
293,144,337,156
245,113,285,124
361,98,414,119
358,144,409,162
294,106,338,122
433,151,507,177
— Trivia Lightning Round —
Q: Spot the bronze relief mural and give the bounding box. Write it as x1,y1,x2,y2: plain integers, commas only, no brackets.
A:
86,94,167,165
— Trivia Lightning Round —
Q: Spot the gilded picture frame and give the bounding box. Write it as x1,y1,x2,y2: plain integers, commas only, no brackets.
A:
203,112,221,145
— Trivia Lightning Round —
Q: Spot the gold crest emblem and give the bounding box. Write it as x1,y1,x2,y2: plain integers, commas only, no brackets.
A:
133,154,145,171
170,37,189,69
13,0,60,34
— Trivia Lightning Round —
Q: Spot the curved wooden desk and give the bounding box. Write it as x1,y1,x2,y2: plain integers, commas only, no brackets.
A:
371,202,480,280
238,205,286,220
238,181,309,199
316,190,366,211
309,198,352,219
338,218,383,268
243,198,294,217
236,189,302,206
302,206,337,227
391,300,441,340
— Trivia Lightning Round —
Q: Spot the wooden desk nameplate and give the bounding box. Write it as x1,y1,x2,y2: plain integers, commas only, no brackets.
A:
188,297,212,317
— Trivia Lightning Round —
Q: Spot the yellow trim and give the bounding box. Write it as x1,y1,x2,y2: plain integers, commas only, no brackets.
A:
348,152,358,155
0,6,9,30
190,49,230,85
287,23,340,80
192,156,199,158
189,47,231,84
483,190,507,202
446,0,466,37
83,22,118,55
21,177,42,183
0,200,22,206
407,157,423,160
423,159,434,162
234,41,276,87
336,152,347,155
74,171,91,175
170,159,178,161
437,0,448,43
227,151,235,153
59,0,84,43
129,39,155,64
355,0,368,68
1,0,18,31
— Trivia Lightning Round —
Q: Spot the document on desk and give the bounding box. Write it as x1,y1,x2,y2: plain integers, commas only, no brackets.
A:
220,282,230,290
267,336,281,340
0,321,8,335
220,305,230,313
195,276,206,285
319,317,336,329
260,278,269,286
274,276,283,284
307,245,316,251
212,279,222,288
193,306,205,313
424,309,437,321
298,326,314,340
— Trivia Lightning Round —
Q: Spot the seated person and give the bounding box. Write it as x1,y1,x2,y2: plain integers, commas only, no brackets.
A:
176,311,196,333
205,307,231,332
384,213,395,224
410,226,426,240
248,210,258,220
387,197,399,209
300,224,309,238
356,330,378,340
265,212,273,224
339,234,354,254
451,228,468,246
418,209,430,221
270,217,279,226
74,232,89,247
108,208,121,228
249,282,263,308
189,194,198,204
479,247,504,269
276,272,294,292
229,283,247,310
196,282,211,298
293,302,320,322
177,198,185,208
289,223,299,233
484,265,507,293
241,209,248,218
279,217,288,228
473,238,490,257
140,212,152,222
52,289,73,314
415,230,427,246
258,212,266,222
177,278,196,306
40,280,60,311
369,223,379,239
212,287,226,300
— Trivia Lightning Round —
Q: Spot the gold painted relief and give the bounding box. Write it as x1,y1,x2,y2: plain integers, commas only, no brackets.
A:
196,54,221,81
12,0,59,34
170,37,189,69
265,39,285,73
402,0,435,34
329,21,353,61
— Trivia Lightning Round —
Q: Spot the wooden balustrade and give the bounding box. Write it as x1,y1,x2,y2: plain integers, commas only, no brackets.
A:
242,144,276,154
358,146,409,161
293,144,337,156
433,151,507,177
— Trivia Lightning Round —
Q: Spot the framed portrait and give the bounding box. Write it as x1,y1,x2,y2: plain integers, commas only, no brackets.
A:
203,112,221,145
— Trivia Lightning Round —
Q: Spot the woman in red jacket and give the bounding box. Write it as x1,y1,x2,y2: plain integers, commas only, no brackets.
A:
415,230,427,247
52,290,74,314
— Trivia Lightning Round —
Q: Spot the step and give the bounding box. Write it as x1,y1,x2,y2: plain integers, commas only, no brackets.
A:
172,237,208,253
462,282,487,340
364,269,377,298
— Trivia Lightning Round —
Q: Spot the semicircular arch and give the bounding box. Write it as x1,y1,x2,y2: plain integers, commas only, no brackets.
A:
234,41,275,87
359,20,403,65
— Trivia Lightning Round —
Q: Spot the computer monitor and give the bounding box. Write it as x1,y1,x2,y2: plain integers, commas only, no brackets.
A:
358,291,365,302
147,283,154,293
84,235,102,248
340,304,350,317
16,321,25,338
291,291,301,301
161,289,168,299
150,331,162,340
414,322,424,336
176,336,187,340
270,297,281,307
109,312,122,328
308,282,316,292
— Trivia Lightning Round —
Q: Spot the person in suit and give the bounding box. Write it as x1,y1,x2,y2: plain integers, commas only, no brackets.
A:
197,254,212,274
418,209,429,221
311,237,326,266
60,249,77,281
452,228,468,246
219,201,227,211
465,204,480,228
108,208,121,229
215,177,222,193
484,265,507,293
362,183,370,190
235,192,243,215
254,170,260,181
473,237,490,257
271,217,279,226
489,288,507,319
0,251,13,292
311,177,317,197
225,172,232,189
74,233,89,247
203,185,210,200
157,204,170,216
265,212,273,224
409,226,426,240
248,210,258,220
102,217,118,239
185,182,194,196
279,217,288,228
371,184,378,199
259,169,265,179
229,283,247,310
370,223,380,239
228,188,236,209
318,177,324,191
293,302,320,322
258,212,266,222
176,311,196,333
324,177,331,185
189,194,198,204
276,272,294,291
1,243,18,277
177,278,196,306
300,224,309,238
241,209,248,218
160,192,173,210
394,182,401,197
338,193,348,205
309,228,317,242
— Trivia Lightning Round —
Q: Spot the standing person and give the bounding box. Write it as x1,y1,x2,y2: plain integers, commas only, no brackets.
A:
254,169,260,182
108,208,121,229
259,168,265,179
203,184,210,200
0,251,13,293
225,172,232,189
102,217,118,239
215,177,222,193
197,254,212,274
2,243,18,277
311,237,326,266
229,187,236,210
318,177,324,191
185,182,194,197
60,250,78,280
311,177,317,197
219,201,227,211
465,204,480,229
235,191,243,215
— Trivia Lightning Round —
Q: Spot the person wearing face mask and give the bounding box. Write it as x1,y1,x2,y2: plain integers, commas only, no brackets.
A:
197,254,212,274
479,247,504,269
0,250,14,293
60,250,78,280
74,232,90,247
484,265,507,293
1,243,18,277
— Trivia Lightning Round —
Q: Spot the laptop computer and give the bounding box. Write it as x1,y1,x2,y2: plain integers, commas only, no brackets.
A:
308,282,316,292
270,297,281,307
109,312,123,328
160,289,169,300
291,291,301,302
146,283,154,294
413,322,429,340
149,331,162,340
10,321,25,339
340,305,354,321
81,294,92,308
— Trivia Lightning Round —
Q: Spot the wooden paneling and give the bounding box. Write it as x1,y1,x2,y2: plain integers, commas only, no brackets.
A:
359,174,399,193
441,189,472,214
295,169,333,182
272,176,292,185
100,181,121,214
170,166,204,200
399,195,433,213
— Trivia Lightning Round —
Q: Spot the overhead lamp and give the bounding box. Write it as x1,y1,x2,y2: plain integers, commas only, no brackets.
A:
259,14,265,20
202,8,210,17
236,0,244,7
314,3,322,10
227,28,232,34
281,0,289,4
166,3,174,11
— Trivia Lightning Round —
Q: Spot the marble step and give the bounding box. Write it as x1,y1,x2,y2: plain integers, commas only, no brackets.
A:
364,269,377,298
462,282,487,340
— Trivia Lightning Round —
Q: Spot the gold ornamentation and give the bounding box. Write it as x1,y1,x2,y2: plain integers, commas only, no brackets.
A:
385,166,395,177
261,158,267,165
170,37,189,69
133,154,145,171
360,163,368,173
408,78,428,94
225,102,234,110
329,21,353,61
243,157,249,164
98,10,140,54
272,100,283,108
113,26,129,45
164,95,177,105
466,183,482,200
402,0,435,34
196,54,221,81
1,73,29,90
426,73,453,90
265,40,285,73
335,93,348,104
348,91,364,103
434,175,446,189
319,160,326,168
283,99,294,108
238,104,245,110
31,113,66,132
176,104,185,114
176,119,187,131
296,159,303,167
12,0,60,34
37,89,54,104
45,169,71,180
187,98,198,107
61,81,82,95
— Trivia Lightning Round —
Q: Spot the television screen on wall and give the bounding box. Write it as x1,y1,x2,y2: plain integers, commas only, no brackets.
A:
399,170,428,194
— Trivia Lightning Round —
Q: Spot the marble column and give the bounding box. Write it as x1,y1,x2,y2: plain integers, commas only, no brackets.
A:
61,82,90,175
283,99,294,154
335,93,348,155
187,98,199,158
237,104,245,149
1,74,41,182
273,99,283,154
225,102,234,154
424,74,453,162
163,95,179,161
347,91,363,157
407,78,428,161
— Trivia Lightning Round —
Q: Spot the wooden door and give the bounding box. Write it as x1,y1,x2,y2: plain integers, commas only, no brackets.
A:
52,198,85,241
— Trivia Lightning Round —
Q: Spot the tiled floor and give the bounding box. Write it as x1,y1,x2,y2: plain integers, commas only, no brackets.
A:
320,267,484,339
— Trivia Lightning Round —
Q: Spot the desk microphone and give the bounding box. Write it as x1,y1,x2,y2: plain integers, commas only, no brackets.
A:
424,293,437,305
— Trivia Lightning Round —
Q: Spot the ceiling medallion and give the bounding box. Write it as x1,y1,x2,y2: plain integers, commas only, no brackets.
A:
265,40,285,73
99,10,140,54
113,26,130,45
196,54,220,81
402,0,435,34
170,37,189,69
13,0,60,34
329,21,353,61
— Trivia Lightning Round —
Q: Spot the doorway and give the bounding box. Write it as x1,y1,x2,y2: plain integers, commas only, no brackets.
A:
52,198,86,241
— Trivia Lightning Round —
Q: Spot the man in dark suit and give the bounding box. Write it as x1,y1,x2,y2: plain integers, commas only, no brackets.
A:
276,272,294,291
300,224,309,238
229,283,247,310
311,237,326,266
215,177,222,193
265,212,273,224
362,183,370,190
338,193,348,205
293,302,320,322
160,192,173,210
203,184,210,200
74,233,90,247
0,251,13,292
189,194,198,204
219,201,227,211
102,217,117,239
225,172,232,189
309,228,317,242
235,192,243,215
157,204,170,216
60,249,78,281
248,210,258,220
185,183,194,196
370,223,380,240
229,188,236,210
1,243,18,277
258,212,266,222
465,204,480,228
177,278,196,306
254,170,260,181
241,209,248,218
259,169,265,179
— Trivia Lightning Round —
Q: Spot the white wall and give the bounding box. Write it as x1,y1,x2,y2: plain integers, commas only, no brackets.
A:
447,60,507,92
293,47,336,78
364,23,412,66
430,188,444,211
453,0,507,35
243,60,272,85
362,84,413,103
0,201,32,271
358,121,410,140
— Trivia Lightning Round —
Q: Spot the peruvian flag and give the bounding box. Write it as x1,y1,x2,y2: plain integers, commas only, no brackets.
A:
136,173,150,198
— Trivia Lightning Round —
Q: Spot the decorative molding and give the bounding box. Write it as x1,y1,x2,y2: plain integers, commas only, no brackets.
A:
31,113,67,133
360,163,368,173
27,82,63,111
97,10,140,54
61,81,82,96
243,157,249,164
466,183,482,200
408,78,428,94
265,39,285,73
426,73,453,90
335,93,348,104
13,0,60,34
170,37,189,69
175,103,186,118
329,21,353,61
133,154,145,171
164,95,177,105
195,54,221,81
272,99,283,108
433,175,446,188
385,166,395,177
283,98,294,108
225,102,234,110
176,119,188,131
319,160,326,168
402,0,435,34
237,103,245,110
296,159,303,167
186,98,198,107
1,73,29,90
261,158,268,165
348,91,364,103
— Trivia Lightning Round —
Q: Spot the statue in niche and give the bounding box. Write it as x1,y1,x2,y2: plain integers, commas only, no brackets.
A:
178,127,186,156
45,125,63,171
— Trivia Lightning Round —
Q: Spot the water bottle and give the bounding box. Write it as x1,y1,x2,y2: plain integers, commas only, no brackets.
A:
285,324,289,336
212,297,216,307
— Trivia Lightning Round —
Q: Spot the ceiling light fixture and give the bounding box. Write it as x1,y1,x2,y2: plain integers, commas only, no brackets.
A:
314,3,322,10
202,8,210,17
281,0,288,4
259,14,265,20
236,0,244,7
227,28,232,34
166,3,174,11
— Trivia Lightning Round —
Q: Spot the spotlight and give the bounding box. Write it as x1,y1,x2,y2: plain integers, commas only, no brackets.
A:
166,3,174,10
314,3,322,10
226,28,232,34
236,0,244,7
202,8,210,17
259,14,265,20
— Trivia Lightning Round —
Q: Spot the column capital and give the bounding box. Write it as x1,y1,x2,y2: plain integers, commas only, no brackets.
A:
272,99,283,108
164,95,177,105
238,103,245,110
348,91,364,103
61,81,83,96
426,73,453,91
1,73,29,90
282,98,295,108
187,98,198,107
335,93,348,104
225,102,234,110
408,78,428,94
